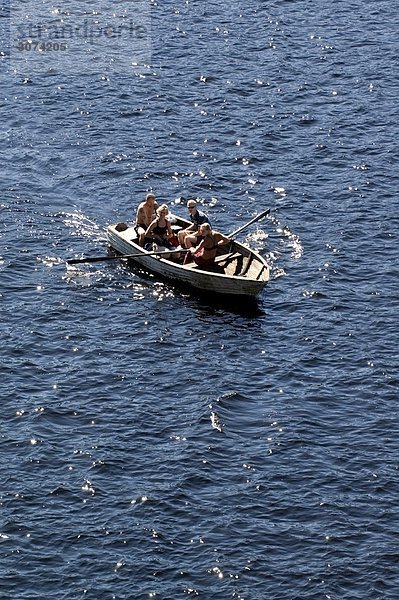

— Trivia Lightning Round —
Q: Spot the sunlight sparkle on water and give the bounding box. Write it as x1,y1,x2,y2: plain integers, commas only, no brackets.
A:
131,495,149,504
210,566,224,579
273,186,286,196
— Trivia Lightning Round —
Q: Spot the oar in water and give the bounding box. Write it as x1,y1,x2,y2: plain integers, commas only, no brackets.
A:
227,208,270,238
67,248,183,266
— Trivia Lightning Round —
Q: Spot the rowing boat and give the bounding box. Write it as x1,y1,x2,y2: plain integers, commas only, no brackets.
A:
106,214,269,298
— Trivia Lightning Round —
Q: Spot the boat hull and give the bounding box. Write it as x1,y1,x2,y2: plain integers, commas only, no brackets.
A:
106,220,269,298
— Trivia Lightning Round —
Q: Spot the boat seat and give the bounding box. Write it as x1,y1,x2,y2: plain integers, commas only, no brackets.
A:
214,252,242,265
215,252,247,276
197,264,225,274
182,262,225,273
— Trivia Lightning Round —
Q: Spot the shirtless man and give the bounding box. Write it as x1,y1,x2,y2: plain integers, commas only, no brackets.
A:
135,193,158,245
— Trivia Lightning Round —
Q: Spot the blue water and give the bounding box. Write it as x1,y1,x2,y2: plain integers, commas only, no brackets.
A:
1,1,399,598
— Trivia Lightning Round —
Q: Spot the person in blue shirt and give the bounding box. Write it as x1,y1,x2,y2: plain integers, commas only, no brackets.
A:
178,199,211,249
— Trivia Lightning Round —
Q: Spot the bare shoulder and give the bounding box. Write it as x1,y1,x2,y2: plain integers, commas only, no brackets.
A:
215,230,230,242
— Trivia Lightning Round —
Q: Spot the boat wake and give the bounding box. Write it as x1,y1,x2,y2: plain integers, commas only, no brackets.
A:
62,267,109,287
245,212,303,281
62,209,106,242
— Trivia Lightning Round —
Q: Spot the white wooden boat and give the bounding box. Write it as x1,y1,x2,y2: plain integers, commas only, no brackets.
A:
106,215,269,298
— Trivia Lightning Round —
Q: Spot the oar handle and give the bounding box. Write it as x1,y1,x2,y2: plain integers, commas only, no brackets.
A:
227,208,270,238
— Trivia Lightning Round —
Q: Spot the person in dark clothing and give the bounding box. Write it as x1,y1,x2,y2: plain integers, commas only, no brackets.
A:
178,199,211,249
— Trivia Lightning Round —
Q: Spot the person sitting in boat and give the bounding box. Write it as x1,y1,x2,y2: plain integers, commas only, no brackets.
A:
189,223,231,266
143,204,175,248
178,199,211,249
135,192,158,244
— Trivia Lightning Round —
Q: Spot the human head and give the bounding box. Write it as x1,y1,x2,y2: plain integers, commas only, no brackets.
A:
187,199,197,213
199,223,212,235
156,203,169,217
146,193,156,204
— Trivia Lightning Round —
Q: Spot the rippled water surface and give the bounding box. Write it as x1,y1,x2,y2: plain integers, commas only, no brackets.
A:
1,1,399,598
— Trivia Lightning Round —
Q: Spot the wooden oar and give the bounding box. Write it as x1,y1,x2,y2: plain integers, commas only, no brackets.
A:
228,208,270,238
67,248,183,265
